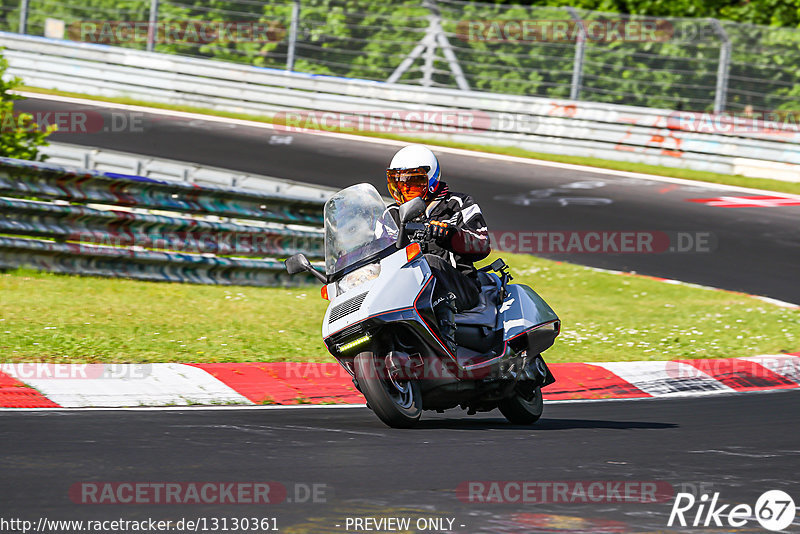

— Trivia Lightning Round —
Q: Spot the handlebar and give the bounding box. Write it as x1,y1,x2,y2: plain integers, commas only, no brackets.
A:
397,221,428,249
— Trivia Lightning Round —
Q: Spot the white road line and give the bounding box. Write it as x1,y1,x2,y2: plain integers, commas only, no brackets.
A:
14,91,282,131
0,404,368,412
2,387,797,412
753,296,800,309
584,266,800,307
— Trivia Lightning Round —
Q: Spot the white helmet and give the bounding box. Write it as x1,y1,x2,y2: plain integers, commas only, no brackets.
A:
386,145,441,203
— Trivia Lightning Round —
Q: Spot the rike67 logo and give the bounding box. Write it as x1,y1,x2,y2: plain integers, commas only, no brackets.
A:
668,490,796,531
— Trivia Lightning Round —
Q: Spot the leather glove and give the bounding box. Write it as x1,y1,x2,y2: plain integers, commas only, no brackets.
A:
427,219,455,243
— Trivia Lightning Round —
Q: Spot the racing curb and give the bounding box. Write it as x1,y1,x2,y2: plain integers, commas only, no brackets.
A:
1,354,798,408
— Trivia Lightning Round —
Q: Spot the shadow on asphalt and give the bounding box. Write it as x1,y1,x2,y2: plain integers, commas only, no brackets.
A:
412,417,677,431
535,418,677,430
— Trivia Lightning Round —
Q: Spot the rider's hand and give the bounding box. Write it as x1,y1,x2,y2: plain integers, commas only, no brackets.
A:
427,220,454,243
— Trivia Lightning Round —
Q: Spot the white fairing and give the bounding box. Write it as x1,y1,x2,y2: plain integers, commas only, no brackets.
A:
322,247,430,338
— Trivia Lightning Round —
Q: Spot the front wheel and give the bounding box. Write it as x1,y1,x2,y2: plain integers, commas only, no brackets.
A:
354,352,422,428
498,386,543,424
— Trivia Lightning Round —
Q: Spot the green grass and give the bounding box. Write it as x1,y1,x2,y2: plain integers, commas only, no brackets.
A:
19,85,800,197
1,254,797,364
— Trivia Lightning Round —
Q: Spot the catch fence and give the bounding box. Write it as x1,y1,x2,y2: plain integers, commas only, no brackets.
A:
2,0,799,112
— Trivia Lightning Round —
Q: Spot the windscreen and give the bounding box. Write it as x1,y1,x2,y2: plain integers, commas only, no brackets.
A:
324,183,399,275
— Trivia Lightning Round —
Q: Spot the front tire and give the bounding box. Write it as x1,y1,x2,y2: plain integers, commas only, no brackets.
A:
498,386,543,424
354,352,422,428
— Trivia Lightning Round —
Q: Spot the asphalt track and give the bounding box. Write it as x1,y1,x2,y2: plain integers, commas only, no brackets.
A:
16,96,800,304
2,391,799,533
7,96,800,533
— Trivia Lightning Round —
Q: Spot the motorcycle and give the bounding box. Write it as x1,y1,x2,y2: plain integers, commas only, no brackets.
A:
285,183,559,428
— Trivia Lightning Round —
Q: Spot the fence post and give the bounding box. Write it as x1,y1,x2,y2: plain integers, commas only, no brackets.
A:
286,0,300,71
18,0,29,34
387,40,427,84
146,0,159,52
710,18,731,114
433,18,469,90
388,0,469,90
566,7,585,101
426,0,469,90
422,28,435,87
387,14,435,85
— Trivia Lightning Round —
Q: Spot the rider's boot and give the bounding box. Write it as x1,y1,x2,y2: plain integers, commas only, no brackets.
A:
433,292,458,355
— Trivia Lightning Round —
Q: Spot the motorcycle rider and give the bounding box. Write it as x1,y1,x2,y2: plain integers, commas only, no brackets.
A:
386,144,491,354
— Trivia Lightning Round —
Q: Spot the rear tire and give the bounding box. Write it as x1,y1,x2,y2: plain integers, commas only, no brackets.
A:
498,386,543,424
354,352,422,428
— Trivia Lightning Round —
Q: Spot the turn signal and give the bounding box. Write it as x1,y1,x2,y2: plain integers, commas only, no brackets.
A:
321,285,329,300
406,242,421,262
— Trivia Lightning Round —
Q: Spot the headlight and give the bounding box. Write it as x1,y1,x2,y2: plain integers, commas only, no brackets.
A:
335,333,372,354
337,264,381,294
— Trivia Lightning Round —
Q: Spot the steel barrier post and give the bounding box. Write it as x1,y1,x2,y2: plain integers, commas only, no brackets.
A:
147,0,159,52
710,18,731,114
18,0,29,35
566,7,586,101
286,0,300,72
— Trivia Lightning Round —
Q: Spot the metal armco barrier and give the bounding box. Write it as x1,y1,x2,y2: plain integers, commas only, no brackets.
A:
0,197,324,257
0,157,324,225
0,157,324,286
39,143,336,201
1,32,799,181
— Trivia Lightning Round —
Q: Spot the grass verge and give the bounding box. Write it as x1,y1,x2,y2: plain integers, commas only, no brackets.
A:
1,253,797,364
19,85,800,197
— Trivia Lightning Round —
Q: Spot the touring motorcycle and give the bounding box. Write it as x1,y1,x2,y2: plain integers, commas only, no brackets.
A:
285,183,559,428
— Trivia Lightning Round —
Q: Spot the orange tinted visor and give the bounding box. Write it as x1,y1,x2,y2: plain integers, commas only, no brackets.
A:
387,166,429,204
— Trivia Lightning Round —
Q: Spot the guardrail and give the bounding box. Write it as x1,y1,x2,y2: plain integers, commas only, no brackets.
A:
2,32,798,181
0,156,325,286
39,143,336,200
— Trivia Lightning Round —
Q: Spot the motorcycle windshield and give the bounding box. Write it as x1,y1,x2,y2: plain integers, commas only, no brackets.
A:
324,183,399,275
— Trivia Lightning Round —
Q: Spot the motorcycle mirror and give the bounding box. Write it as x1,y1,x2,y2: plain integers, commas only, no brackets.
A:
284,253,328,284
489,258,507,272
285,253,311,275
398,197,426,224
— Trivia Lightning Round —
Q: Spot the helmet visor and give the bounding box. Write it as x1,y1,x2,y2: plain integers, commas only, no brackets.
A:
387,166,430,203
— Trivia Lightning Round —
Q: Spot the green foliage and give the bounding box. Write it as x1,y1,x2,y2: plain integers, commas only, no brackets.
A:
1,255,797,363
1,0,799,111
0,52,53,160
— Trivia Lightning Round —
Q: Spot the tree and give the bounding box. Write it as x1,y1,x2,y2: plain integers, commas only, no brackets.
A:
0,51,54,161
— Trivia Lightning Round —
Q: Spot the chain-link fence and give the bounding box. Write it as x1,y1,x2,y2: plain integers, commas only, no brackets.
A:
1,0,798,112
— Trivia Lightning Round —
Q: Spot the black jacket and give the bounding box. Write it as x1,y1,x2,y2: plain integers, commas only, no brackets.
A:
394,181,491,276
